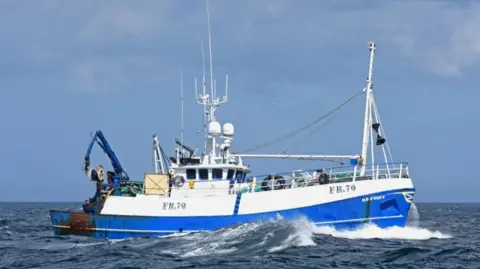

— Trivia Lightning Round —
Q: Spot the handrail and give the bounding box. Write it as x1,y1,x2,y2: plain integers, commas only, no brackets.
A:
105,162,411,198
168,163,410,196
175,162,409,186
239,161,408,181
109,162,411,199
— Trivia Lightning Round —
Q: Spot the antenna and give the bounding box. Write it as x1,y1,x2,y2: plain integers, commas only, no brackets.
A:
214,79,217,101
201,42,206,98
224,73,228,102
201,41,207,153
180,69,184,149
194,78,198,100
206,0,214,104
190,0,230,164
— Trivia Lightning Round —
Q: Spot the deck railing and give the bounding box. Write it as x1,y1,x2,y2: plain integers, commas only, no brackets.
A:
111,162,410,197
232,162,410,194
165,162,410,195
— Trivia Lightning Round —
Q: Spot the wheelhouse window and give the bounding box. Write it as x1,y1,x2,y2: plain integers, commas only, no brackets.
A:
227,169,235,180
199,169,209,180
186,169,196,180
235,170,245,182
212,169,223,180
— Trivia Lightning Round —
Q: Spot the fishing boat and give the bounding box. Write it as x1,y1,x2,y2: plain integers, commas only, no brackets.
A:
49,3,415,240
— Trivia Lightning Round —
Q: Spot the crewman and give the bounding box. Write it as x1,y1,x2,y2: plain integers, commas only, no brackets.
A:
317,169,329,185
107,171,115,185
168,168,175,197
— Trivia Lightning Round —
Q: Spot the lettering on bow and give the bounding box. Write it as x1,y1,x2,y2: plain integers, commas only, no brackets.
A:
330,184,356,194
162,202,187,210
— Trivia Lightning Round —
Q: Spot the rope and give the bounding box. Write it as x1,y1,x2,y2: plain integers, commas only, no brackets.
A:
370,94,394,163
281,102,350,154
237,88,365,153
159,144,172,172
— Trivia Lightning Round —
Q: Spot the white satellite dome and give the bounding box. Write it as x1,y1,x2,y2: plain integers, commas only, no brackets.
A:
209,121,221,136
223,123,234,136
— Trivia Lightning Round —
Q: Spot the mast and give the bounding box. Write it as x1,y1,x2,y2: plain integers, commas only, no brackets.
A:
201,42,207,155
206,0,216,162
195,42,208,156
180,69,184,150
206,0,214,106
191,0,230,165
360,41,376,176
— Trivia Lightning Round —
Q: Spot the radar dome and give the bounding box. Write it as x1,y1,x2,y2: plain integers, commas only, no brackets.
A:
209,121,221,136
223,123,234,136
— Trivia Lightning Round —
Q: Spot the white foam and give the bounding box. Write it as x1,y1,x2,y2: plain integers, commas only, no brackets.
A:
252,232,275,248
161,239,238,257
313,223,452,240
218,222,263,239
155,214,452,256
268,218,316,252
181,244,237,257
407,202,420,227
0,225,12,236
159,223,262,257
157,232,193,239
39,241,105,250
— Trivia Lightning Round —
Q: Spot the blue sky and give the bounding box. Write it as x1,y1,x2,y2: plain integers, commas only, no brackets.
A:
1,0,479,202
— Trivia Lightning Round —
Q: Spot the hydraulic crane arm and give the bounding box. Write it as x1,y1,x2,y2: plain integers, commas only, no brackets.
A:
83,130,129,181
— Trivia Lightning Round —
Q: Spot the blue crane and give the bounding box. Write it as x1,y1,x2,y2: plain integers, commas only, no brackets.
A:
83,130,129,182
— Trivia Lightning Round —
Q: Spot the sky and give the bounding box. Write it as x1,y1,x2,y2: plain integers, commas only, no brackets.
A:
1,0,480,202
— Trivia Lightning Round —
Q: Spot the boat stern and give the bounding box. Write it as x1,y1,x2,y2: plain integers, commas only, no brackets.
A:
49,209,102,238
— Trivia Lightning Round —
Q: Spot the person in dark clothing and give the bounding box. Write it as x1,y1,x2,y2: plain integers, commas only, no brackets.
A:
107,171,115,185
168,169,175,197
317,169,330,185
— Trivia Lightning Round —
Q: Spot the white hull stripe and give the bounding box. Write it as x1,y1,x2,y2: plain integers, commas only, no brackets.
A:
52,215,404,233
313,215,404,225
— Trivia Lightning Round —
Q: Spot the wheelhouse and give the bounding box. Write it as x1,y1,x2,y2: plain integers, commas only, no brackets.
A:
174,166,250,181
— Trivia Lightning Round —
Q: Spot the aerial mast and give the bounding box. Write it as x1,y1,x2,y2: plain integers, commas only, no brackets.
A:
195,42,208,156
180,69,184,152
206,0,217,162
206,0,214,108
360,41,376,176
193,0,230,165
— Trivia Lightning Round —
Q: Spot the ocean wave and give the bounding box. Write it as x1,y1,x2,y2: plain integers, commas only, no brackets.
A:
313,223,452,240
0,203,472,269
149,216,453,257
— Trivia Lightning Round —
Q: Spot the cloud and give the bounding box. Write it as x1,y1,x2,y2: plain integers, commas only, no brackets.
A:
78,6,165,44
69,61,117,93
67,55,175,93
23,44,61,64
425,6,480,76
4,0,480,97
3,0,480,203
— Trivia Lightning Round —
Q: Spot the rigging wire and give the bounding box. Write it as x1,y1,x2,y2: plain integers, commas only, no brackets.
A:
370,94,394,163
159,144,172,170
236,88,365,154
282,93,362,154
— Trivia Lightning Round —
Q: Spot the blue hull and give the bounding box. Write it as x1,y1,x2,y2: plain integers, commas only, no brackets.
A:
50,189,414,240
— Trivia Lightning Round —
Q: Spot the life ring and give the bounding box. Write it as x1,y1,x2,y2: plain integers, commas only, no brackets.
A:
174,175,185,187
